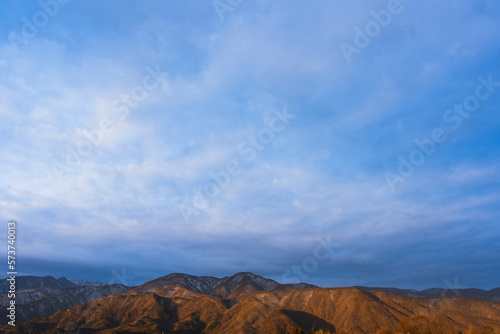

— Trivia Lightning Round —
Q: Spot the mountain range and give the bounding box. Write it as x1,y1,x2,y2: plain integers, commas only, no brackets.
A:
1,272,500,333
357,285,500,302
0,276,129,324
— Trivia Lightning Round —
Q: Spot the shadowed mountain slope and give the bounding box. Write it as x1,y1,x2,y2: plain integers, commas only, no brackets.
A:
0,284,130,325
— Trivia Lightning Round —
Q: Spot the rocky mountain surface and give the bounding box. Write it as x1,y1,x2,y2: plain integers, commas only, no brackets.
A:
0,272,313,325
3,285,500,333
2,272,500,333
69,278,108,287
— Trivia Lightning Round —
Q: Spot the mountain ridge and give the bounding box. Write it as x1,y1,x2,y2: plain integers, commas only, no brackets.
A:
3,272,500,332
3,285,500,334
4,273,499,302
126,271,317,299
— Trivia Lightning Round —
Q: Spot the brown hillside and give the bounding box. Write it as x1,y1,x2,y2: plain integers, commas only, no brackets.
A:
206,300,300,334
373,290,500,329
3,286,500,334
4,293,177,334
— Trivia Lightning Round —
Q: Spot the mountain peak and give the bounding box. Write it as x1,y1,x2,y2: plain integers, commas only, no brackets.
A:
125,272,314,299
233,271,259,276
229,272,267,280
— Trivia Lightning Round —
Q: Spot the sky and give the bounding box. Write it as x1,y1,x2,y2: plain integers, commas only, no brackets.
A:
0,0,499,290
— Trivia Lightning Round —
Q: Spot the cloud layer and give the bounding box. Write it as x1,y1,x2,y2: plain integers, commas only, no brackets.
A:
1,0,499,289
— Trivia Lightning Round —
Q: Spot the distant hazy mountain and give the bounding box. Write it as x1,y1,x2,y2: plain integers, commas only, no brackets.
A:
0,275,74,295
69,278,107,287
357,286,500,302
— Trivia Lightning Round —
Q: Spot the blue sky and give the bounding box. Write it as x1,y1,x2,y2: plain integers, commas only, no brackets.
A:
1,0,499,290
